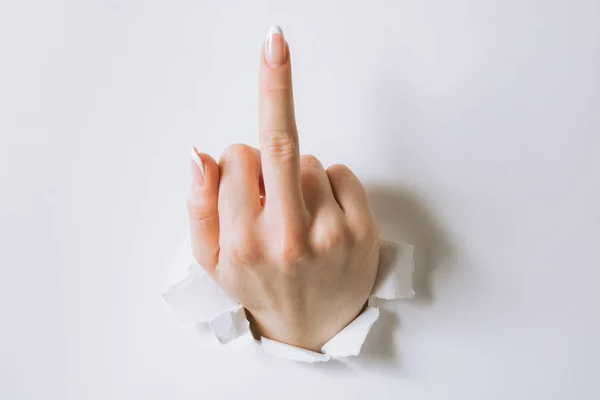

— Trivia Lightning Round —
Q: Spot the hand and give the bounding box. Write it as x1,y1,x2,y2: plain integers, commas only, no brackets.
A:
187,26,380,352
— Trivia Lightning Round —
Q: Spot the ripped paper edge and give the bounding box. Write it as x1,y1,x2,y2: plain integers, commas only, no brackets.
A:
163,239,414,361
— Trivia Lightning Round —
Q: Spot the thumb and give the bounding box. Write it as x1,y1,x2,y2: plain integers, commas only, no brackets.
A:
188,147,220,274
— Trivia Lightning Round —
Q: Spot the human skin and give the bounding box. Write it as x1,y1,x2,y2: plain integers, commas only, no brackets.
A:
187,26,380,352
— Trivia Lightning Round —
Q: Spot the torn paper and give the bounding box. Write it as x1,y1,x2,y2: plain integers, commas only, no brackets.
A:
320,307,380,358
163,264,239,325
163,239,414,361
261,337,331,363
371,240,415,302
209,306,249,344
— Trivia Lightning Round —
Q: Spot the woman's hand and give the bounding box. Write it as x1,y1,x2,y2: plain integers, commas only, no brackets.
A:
187,26,380,352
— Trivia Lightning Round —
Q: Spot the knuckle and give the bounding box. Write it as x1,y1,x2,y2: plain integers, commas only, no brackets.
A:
263,130,298,163
300,154,323,169
231,245,262,267
228,231,262,266
221,143,255,164
278,247,303,271
313,217,346,251
327,163,352,178
320,227,345,252
271,227,310,269
187,198,215,223
262,79,292,95
354,220,380,247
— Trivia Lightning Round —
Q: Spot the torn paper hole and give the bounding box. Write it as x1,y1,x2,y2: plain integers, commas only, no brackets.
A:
209,306,249,344
163,240,414,362
163,264,239,325
260,337,331,363
321,307,380,358
371,240,415,302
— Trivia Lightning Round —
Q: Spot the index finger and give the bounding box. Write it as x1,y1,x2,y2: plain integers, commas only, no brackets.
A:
259,26,304,213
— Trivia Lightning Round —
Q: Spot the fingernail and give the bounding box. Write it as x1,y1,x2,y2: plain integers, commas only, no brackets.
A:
190,146,205,187
264,25,287,67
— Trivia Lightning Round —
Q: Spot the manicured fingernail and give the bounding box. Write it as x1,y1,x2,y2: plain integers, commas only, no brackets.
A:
190,146,205,187
264,25,287,67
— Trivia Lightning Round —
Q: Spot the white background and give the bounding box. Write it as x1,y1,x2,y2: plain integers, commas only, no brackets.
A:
1,1,599,399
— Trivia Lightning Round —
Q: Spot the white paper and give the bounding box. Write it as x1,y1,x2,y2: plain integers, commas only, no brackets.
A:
163,239,414,362
260,337,331,363
320,307,380,358
209,306,249,344
162,264,238,324
371,240,415,302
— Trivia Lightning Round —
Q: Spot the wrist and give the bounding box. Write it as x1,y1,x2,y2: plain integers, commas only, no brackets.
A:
247,311,323,352
247,304,367,353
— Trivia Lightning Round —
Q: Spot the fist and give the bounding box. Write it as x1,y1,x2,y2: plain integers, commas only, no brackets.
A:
187,27,379,351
